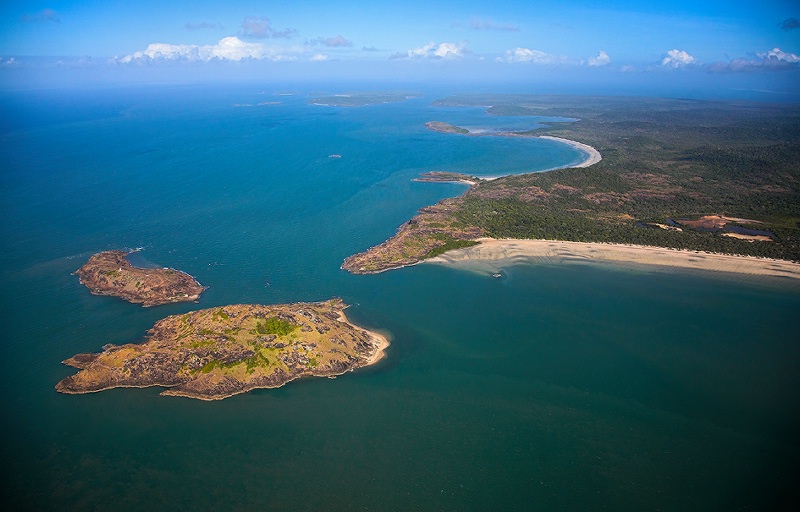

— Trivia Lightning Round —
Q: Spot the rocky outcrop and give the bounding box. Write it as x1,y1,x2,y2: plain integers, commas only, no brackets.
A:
56,299,388,400
75,250,206,307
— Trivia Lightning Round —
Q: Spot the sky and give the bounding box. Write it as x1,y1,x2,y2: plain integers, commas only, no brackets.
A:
1,0,799,98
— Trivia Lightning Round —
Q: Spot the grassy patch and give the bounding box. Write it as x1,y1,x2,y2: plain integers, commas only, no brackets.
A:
255,317,297,336
424,239,479,259
212,309,230,321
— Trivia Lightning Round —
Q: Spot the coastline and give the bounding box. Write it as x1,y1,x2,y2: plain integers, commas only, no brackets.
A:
425,238,800,280
425,121,602,174
338,310,391,366
538,136,602,168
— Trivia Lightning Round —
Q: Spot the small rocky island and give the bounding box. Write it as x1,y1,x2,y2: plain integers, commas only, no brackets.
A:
425,121,470,134
56,299,389,400
75,250,206,307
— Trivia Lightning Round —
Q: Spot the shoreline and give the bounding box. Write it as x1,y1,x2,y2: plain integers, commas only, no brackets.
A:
425,121,602,176
467,135,602,179
537,136,602,168
338,310,391,366
425,238,800,280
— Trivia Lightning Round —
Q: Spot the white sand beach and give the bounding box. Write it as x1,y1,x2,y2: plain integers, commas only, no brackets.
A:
425,238,800,280
538,136,603,167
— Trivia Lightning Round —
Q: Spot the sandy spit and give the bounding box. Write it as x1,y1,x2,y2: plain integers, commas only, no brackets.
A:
425,238,800,280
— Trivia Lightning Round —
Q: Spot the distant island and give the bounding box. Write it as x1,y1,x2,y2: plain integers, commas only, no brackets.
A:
56,299,389,400
425,121,469,134
75,250,206,307
310,92,421,107
343,95,800,275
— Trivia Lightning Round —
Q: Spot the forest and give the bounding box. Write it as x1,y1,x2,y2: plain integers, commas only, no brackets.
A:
437,95,800,261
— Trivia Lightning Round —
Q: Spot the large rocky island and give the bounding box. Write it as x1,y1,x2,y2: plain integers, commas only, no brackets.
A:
56,299,389,400
75,250,206,307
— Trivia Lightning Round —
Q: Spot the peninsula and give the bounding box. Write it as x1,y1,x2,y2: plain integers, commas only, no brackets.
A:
75,250,206,307
56,299,389,400
343,96,800,275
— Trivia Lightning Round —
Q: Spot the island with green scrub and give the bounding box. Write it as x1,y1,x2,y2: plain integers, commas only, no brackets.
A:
56,298,389,400
75,250,206,307
310,92,422,106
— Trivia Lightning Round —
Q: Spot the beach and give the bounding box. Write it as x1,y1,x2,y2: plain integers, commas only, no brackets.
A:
339,310,391,366
538,136,603,167
426,238,800,279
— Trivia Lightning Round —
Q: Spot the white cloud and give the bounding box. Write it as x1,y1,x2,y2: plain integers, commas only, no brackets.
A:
311,53,329,62
661,49,695,68
498,47,567,64
587,50,611,67
117,37,299,63
708,48,800,72
390,41,466,60
757,47,800,63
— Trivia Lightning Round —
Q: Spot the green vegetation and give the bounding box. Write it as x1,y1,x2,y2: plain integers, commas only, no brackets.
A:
245,352,271,373
425,239,480,258
309,92,421,107
430,95,800,261
189,339,216,349
255,317,297,336
212,309,229,321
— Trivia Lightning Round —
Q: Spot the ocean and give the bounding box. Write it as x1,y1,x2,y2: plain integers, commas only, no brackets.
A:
1,85,798,511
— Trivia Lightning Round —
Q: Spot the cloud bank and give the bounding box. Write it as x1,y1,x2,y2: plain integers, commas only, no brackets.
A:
498,47,567,64
117,37,299,63
390,42,466,60
708,47,800,72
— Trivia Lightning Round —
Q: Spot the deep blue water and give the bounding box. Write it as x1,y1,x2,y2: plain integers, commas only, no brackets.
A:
1,85,798,511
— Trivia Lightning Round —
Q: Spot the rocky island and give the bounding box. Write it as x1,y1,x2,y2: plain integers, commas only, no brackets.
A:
75,250,206,307
56,299,389,400
425,121,470,134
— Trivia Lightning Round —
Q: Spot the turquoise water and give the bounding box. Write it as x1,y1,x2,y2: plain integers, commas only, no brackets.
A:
1,85,798,511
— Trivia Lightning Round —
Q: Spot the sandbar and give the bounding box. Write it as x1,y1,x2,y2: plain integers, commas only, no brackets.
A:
425,238,800,280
